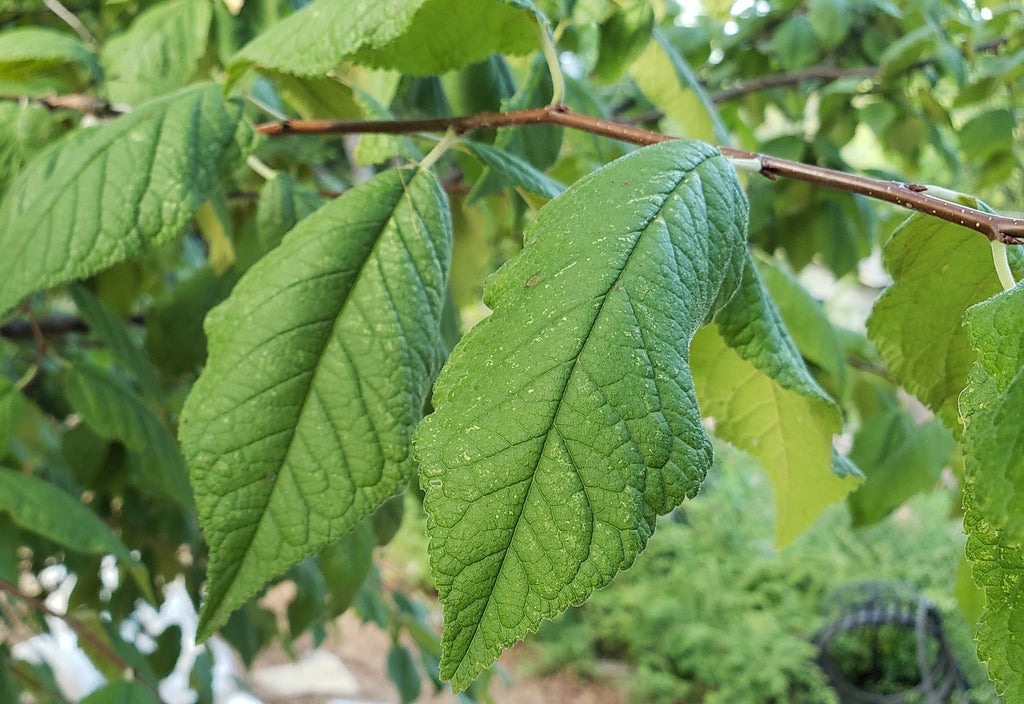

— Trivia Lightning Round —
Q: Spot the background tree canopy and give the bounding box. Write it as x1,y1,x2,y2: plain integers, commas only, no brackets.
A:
0,0,1022,702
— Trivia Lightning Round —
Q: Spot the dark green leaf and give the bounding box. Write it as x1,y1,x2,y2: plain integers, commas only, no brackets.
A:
0,83,253,316
79,680,159,704
462,139,565,202
0,377,24,458
63,363,192,509
592,2,654,83
70,284,162,400
414,140,748,689
0,28,101,92
388,643,422,704
181,167,451,641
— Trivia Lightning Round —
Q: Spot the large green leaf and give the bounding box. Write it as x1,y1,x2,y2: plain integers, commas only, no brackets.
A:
230,0,537,83
693,256,859,546
102,0,213,104
413,140,747,690
964,487,1024,702
0,469,148,594
962,281,1024,543
0,83,253,317
181,166,451,641
63,363,192,509
867,202,1015,426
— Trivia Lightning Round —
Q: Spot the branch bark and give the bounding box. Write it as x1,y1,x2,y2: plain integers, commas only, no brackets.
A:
254,106,1024,245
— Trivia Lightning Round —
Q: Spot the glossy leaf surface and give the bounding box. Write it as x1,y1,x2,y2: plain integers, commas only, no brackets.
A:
414,140,748,689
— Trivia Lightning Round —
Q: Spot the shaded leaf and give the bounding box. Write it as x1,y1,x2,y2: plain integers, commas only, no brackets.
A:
181,166,451,641
0,377,24,458
79,680,159,704
462,138,565,202
414,140,747,689
699,254,859,545
0,28,101,92
0,83,253,316
63,363,192,509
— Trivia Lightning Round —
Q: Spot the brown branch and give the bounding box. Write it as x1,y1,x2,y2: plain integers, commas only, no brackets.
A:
254,106,1024,245
0,577,163,701
0,94,122,118
713,37,1010,103
714,66,878,103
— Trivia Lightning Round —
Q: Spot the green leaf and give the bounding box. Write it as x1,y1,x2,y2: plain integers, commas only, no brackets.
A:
103,0,213,104
592,2,654,83
145,266,237,375
0,102,74,197
964,487,1024,702
319,520,376,616
79,679,159,704
69,284,162,400
248,172,324,264
847,411,954,526
754,254,848,397
414,140,748,690
769,15,821,71
63,363,192,509
807,0,851,50
694,257,859,546
959,109,1016,164
631,29,730,144
0,468,149,595
866,202,1012,426
0,28,101,92
962,282,1024,543
461,139,565,202
0,83,253,317
230,0,537,83
181,166,452,642
0,378,25,459
387,643,422,704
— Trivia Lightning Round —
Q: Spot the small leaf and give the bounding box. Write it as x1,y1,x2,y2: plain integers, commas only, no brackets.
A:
195,198,236,275
181,166,451,641
0,83,253,317
414,140,747,690
867,201,1016,425
461,139,565,202
63,363,192,509
697,254,860,545
0,468,148,594
319,521,376,616
102,0,213,104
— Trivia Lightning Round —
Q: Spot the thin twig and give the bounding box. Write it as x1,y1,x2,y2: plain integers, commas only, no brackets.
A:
0,94,121,118
0,577,162,701
253,106,1024,245
42,0,98,47
713,37,1009,103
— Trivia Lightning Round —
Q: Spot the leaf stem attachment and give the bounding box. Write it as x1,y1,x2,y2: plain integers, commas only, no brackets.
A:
991,240,1016,291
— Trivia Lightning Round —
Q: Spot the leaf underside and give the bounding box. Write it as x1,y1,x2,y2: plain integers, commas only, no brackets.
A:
181,167,451,641
414,140,748,690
